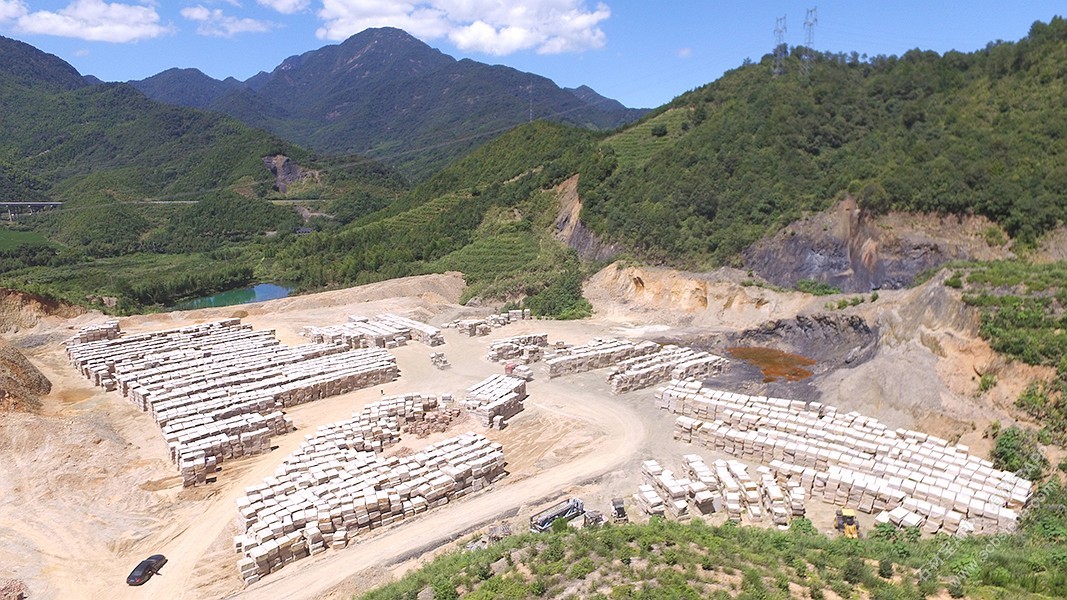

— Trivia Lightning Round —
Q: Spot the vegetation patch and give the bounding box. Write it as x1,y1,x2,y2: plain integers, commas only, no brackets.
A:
357,508,1067,600
950,260,1067,444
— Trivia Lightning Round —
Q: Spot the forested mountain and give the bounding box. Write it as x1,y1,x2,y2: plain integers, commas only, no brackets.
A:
0,35,305,204
3,19,1065,314
0,36,408,308
578,17,1067,267
130,28,647,178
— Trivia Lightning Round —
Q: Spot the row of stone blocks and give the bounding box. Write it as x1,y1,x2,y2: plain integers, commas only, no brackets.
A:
635,455,806,527
140,349,396,425
167,410,293,467
445,309,533,337
464,374,528,428
546,338,660,378
608,344,728,393
234,393,506,584
302,313,444,349
375,313,445,346
660,380,1032,536
64,319,120,345
65,319,398,486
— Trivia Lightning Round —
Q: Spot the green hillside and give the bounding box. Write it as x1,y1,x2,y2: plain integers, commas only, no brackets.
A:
266,121,598,317
357,495,1067,600
0,36,410,310
4,20,1067,317
579,17,1067,267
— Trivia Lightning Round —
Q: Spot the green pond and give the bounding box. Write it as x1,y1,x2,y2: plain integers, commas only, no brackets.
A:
170,283,291,311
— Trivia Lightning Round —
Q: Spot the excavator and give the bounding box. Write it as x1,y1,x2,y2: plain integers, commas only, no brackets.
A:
835,508,860,539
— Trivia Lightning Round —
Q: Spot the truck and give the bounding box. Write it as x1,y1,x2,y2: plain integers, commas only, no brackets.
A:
529,497,585,533
611,497,628,523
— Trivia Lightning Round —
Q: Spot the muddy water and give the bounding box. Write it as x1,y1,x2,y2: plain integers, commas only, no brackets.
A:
727,346,816,382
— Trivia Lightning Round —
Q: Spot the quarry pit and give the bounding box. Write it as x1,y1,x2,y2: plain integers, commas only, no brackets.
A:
0,265,1039,600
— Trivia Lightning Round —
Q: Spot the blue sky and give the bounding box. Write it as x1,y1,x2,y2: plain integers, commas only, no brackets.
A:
0,1,1062,108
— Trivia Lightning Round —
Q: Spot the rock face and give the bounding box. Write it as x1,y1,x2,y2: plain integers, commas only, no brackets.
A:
743,197,1012,293
553,175,622,262
262,155,304,193
725,314,878,368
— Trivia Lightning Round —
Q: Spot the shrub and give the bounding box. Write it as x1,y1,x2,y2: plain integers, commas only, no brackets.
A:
978,372,997,393
739,569,768,599
842,556,868,584
569,557,596,579
878,558,894,579
990,426,1048,477
830,579,853,598
790,518,818,536
650,124,668,137
796,279,842,296
432,580,458,600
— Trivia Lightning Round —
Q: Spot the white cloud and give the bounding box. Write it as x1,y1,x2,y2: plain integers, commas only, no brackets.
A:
677,47,692,59
0,0,27,22
316,0,610,55
181,4,274,37
257,0,309,14
16,0,171,42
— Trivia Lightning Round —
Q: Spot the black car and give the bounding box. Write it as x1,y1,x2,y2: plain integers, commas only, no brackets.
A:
126,554,167,586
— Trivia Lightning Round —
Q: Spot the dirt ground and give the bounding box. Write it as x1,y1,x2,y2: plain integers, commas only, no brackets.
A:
0,267,1034,600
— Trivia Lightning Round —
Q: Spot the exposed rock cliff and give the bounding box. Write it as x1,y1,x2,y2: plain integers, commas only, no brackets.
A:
743,197,1013,293
552,175,622,262
262,154,307,193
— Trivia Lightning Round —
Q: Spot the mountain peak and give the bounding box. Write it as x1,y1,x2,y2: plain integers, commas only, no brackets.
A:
129,67,244,109
0,35,87,93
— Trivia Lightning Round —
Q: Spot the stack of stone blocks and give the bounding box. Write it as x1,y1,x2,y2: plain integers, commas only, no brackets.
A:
302,313,443,349
463,374,528,429
657,380,1032,536
65,319,397,486
486,333,549,364
607,344,727,393
447,309,532,337
233,392,505,584
546,338,660,378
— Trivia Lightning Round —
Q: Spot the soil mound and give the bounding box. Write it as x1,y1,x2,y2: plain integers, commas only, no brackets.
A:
0,578,28,600
0,343,51,412
585,263,815,328
0,288,83,334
